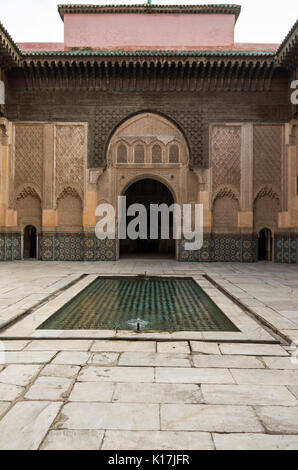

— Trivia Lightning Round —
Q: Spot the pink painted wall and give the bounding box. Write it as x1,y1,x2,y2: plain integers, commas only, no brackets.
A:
18,43,64,51
64,13,235,50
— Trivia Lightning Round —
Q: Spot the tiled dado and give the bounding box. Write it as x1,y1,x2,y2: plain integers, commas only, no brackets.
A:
0,233,22,261
1,232,297,263
178,235,258,263
39,233,117,261
274,234,298,264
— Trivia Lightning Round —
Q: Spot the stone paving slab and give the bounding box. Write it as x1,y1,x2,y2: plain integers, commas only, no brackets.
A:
41,364,80,378
79,366,155,383
24,376,73,400
56,402,160,431
69,382,115,402
25,340,92,351
201,384,297,406
288,386,298,399
40,430,104,450
231,369,298,386
255,406,298,434
0,382,24,400
88,352,119,366
102,430,214,450
190,341,221,355
0,402,10,419
1,341,30,351
193,355,264,369
0,401,62,450
118,352,191,368
0,364,41,386
157,342,190,354
156,367,234,384
219,343,289,356
91,340,156,352
113,383,202,404
263,357,298,370
52,351,91,366
213,433,298,450
3,351,57,364
160,404,263,432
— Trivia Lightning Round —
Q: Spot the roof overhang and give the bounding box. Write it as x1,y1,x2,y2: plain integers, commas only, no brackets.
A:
58,3,242,22
277,20,298,70
0,22,21,68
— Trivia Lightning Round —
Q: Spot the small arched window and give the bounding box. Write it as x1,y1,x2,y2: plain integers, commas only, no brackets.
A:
169,144,179,164
117,144,127,163
134,144,145,163
152,144,162,163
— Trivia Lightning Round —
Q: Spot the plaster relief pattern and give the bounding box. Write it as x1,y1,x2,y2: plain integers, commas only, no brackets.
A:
93,107,205,168
14,125,44,199
253,125,282,197
211,126,241,195
55,125,86,201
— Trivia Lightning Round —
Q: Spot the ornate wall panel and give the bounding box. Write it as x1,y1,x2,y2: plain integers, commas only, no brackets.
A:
212,195,239,232
55,124,86,202
211,125,241,195
14,125,44,204
16,194,42,227
253,125,282,197
57,189,83,231
93,107,205,167
253,190,280,232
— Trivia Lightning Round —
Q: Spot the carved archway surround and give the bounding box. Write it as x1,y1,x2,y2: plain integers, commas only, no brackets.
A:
98,112,199,260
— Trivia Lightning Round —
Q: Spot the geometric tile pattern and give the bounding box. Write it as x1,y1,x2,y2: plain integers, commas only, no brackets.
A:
274,234,298,264
39,233,117,262
1,232,297,263
178,235,259,263
0,233,22,261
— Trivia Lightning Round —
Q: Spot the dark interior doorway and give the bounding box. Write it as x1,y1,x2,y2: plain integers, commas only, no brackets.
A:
24,225,37,259
258,228,272,261
120,179,175,257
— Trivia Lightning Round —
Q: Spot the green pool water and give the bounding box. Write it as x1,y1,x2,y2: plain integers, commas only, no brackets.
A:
38,276,239,332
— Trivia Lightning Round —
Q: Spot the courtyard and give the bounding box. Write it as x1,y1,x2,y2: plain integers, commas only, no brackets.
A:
0,260,297,450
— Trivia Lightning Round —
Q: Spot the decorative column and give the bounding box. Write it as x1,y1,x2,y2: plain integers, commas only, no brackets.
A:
42,124,57,230
83,169,103,230
238,123,254,231
278,121,297,230
0,118,16,228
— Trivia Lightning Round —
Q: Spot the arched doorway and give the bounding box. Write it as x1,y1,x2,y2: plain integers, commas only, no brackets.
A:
23,225,37,259
258,228,273,261
120,178,175,258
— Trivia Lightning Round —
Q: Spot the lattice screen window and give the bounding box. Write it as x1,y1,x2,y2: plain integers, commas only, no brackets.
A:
134,144,145,163
117,144,127,163
152,144,162,163
169,144,179,163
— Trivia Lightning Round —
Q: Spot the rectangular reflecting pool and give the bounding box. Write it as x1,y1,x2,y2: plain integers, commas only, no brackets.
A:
38,276,239,332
